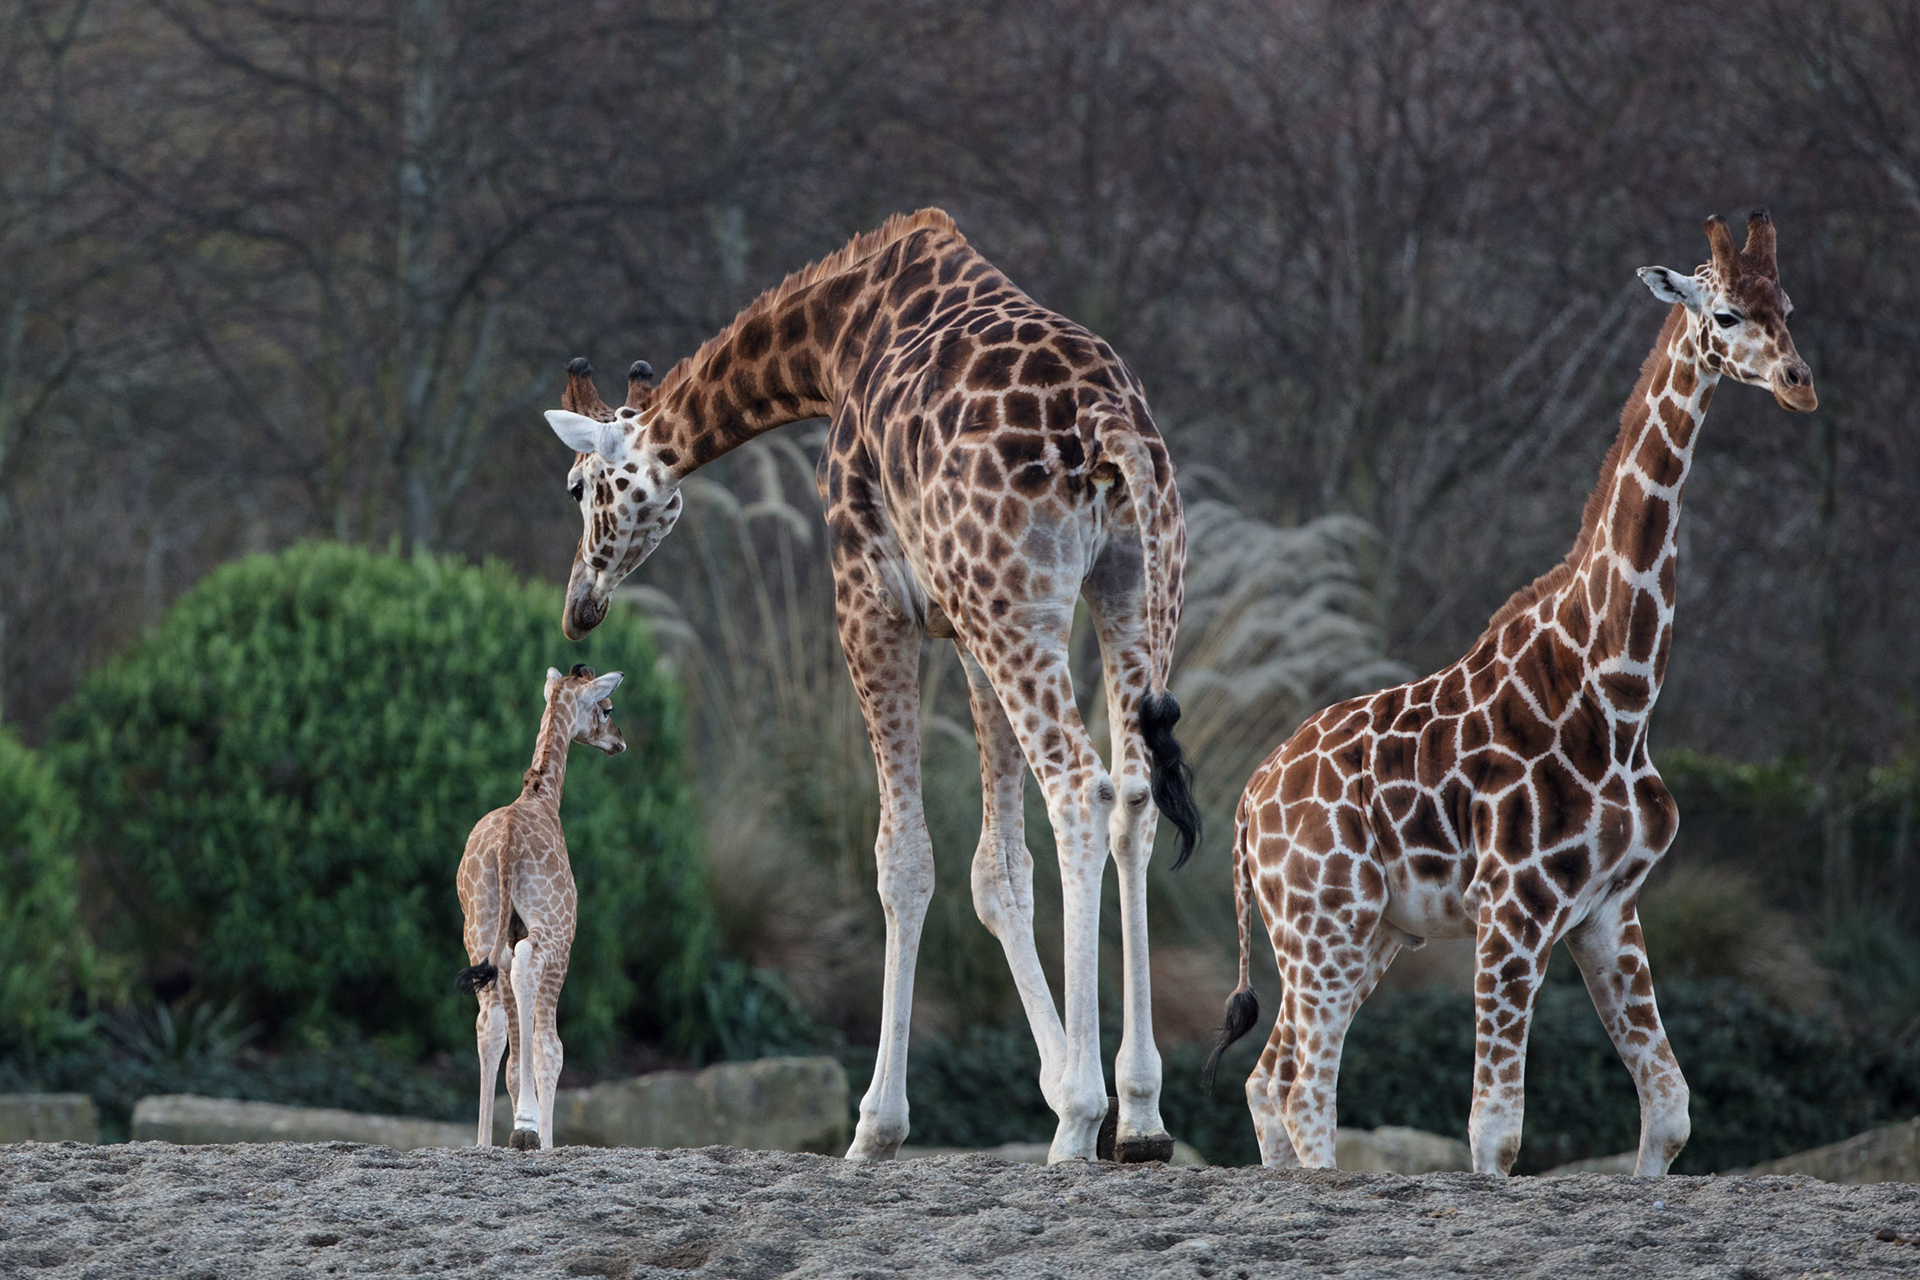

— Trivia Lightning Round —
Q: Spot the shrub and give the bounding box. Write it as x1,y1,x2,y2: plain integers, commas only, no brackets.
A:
0,729,106,1054
49,542,708,1061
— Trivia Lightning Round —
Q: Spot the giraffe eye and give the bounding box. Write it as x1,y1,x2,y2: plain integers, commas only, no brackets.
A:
1713,312,1740,328
569,480,585,503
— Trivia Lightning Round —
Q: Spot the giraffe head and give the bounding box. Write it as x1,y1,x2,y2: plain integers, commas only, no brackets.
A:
546,663,626,755
1636,211,1816,412
545,360,683,639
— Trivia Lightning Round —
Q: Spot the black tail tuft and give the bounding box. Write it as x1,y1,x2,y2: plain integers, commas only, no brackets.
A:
1140,690,1202,869
1203,986,1261,1091
454,960,498,994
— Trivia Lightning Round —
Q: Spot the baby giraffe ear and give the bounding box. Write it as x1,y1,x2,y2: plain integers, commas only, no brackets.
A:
587,672,624,703
545,667,563,697
1637,266,1708,313
545,409,625,461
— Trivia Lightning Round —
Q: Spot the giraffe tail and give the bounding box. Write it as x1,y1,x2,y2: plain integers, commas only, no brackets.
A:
1204,793,1261,1089
454,960,499,994
1095,413,1202,869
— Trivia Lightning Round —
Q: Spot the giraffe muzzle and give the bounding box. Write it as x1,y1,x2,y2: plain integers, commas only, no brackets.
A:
1772,360,1817,413
562,566,610,640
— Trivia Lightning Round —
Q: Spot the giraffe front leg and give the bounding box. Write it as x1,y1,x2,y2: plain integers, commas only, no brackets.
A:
958,647,1066,1114
1468,913,1550,1175
1566,899,1690,1175
508,937,543,1150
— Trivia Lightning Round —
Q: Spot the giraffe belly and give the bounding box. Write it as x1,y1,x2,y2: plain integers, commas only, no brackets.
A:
1382,853,1476,941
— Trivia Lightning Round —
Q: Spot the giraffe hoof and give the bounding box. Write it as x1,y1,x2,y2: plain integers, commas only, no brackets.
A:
508,1128,539,1151
1114,1132,1176,1164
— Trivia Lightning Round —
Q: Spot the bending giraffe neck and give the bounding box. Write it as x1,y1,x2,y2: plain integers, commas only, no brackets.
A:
521,692,577,810
642,209,966,478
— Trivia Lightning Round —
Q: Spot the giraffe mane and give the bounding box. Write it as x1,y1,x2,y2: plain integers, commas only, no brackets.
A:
653,208,964,400
1476,302,1687,645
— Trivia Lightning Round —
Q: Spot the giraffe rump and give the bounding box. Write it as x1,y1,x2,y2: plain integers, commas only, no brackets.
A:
1140,691,1201,869
453,960,498,994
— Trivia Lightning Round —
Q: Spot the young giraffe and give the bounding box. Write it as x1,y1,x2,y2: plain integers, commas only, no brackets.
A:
542,208,1200,1164
1209,213,1817,1176
454,663,626,1150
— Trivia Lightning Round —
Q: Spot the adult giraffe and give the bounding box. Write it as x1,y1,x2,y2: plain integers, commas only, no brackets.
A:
543,209,1199,1164
1209,212,1816,1176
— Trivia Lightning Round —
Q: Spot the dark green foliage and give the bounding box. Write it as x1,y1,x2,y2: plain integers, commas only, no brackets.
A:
0,729,105,1054
875,979,1920,1171
49,542,708,1061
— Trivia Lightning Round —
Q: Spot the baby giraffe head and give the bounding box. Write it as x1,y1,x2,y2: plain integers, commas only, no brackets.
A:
1637,210,1816,412
544,359,683,640
546,662,626,755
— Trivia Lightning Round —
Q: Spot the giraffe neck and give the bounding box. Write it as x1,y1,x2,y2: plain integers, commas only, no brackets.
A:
521,693,576,810
1565,304,1717,708
643,221,959,479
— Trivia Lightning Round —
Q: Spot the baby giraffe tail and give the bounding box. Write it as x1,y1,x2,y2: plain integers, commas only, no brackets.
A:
1204,798,1261,1089
454,960,499,994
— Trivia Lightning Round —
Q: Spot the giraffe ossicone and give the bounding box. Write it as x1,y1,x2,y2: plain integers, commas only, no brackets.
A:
455,664,625,1151
1210,211,1815,1177
544,209,1200,1164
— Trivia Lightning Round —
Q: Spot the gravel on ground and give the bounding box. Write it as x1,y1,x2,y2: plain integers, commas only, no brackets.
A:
4,1140,1920,1279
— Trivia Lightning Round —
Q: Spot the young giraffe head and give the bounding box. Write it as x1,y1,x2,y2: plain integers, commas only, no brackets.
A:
1637,211,1816,412
546,360,683,639
547,662,627,755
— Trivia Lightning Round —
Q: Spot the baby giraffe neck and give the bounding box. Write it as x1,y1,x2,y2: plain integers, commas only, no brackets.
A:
522,695,574,809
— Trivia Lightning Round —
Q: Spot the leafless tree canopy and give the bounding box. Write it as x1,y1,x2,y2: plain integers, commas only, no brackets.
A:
6,0,1917,797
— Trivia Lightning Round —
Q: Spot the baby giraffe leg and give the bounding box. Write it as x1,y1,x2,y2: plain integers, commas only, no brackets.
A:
475,984,508,1147
508,937,543,1150
533,960,568,1149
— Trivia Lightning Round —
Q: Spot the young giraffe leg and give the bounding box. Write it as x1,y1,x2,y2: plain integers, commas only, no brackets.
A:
508,937,544,1149
1086,593,1173,1162
842,614,935,1161
1467,906,1551,1174
1244,985,1301,1167
531,951,569,1150
1566,895,1690,1175
1279,921,1400,1168
474,985,508,1147
977,638,1113,1163
958,647,1066,1113
498,948,521,1129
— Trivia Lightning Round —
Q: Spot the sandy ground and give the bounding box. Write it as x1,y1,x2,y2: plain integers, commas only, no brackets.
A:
4,1141,1920,1279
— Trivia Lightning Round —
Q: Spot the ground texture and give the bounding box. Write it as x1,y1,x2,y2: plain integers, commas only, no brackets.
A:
4,1141,1920,1279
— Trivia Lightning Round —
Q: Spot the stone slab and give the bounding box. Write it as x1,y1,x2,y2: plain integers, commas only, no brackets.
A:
1543,1151,1639,1176
1742,1116,1920,1183
1335,1125,1472,1173
489,1055,848,1153
0,1093,98,1144
131,1095,469,1150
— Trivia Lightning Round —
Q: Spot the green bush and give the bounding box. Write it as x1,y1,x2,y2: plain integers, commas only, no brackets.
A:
0,729,105,1054
874,978,1920,1171
48,542,709,1061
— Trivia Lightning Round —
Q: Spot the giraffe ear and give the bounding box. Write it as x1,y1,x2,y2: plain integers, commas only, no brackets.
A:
1638,266,1707,313
586,671,624,703
545,667,563,695
546,409,626,460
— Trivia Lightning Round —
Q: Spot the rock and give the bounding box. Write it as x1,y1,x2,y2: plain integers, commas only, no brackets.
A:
0,1093,99,1144
1542,1151,1639,1176
489,1055,848,1154
131,1096,469,1149
1742,1117,1920,1184
1335,1125,1471,1173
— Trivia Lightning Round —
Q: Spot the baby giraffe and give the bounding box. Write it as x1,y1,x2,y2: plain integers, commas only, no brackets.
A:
455,663,625,1150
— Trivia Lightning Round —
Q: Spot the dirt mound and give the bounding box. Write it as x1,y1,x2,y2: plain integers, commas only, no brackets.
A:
4,1141,1918,1278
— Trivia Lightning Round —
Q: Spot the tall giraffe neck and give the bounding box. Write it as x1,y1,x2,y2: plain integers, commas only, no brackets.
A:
521,693,577,809
1567,304,1718,700
642,218,962,478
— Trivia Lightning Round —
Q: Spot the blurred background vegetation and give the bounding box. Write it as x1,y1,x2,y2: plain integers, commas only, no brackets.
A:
2,0,1918,1165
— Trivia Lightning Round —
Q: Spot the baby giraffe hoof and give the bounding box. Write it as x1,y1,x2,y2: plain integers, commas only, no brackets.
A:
508,1128,540,1151
1114,1132,1176,1164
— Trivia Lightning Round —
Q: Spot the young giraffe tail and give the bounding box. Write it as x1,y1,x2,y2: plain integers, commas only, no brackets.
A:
1204,793,1261,1089
1095,413,1202,869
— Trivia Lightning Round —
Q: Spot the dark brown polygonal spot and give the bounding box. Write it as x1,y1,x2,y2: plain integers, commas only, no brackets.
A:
1380,781,1417,823
1559,697,1610,783
1417,717,1458,788
1435,668,1471,716
1402,792,1452,853
1499,616,1535,659
1460,710,1492,753
1669,360,1697,397
778,303,811,347
1596,670,1651,714
1555,591,1592,651
1487,684,1554,760
1315,757,1344,803
1495,786,1534,858
1543,848,1590,898
1512,866,1559,920
1020,346,1072,388
969,346,1020,391
1633,425,1684,490
1611,476,1670,575
1524,629,1584,723
1375,733,1415,784
1459,747,1525,794
1003,391,1041,431
736,315,773,361
1012,463,1050,496
1406,678,1439,709
1627,588,1661,664
1634,774,1679,852
1411,853,1451,883
1534,755,1593,848
959,398,999,434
